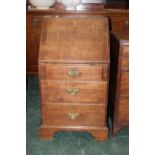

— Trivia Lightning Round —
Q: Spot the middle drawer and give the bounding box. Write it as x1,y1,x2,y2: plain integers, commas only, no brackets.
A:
40,80,107,103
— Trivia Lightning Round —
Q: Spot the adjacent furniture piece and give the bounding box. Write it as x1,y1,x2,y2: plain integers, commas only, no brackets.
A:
28,0,56,9
38,16,110,140
26,1,129,75
109,32,129,135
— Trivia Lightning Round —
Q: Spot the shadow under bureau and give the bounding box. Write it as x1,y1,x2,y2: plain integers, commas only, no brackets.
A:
38,16,110,140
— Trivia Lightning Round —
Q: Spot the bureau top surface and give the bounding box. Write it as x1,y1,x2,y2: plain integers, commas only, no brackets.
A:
39,16,110,64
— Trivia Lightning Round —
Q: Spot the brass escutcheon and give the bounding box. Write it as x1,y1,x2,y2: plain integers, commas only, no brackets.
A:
67,112,80,120
67,69,80,78
66,88,80,96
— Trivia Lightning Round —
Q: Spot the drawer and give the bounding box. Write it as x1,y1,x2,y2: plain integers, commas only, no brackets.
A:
39,64,108,81
40,81,107,103
41,103,106,127
122,45,129,57
121,56,129,69
119,71,129,96
115,97,129,124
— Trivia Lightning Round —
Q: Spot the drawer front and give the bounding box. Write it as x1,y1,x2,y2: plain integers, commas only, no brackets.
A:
39,64,108,81
41,103,106,127
122,45,129,57
115,98,129,124
121,56,129,70
119,71,129,96
40,81,107,103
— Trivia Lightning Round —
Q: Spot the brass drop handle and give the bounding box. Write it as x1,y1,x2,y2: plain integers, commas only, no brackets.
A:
67,69,80,78
67,112,80,120
66,88,79,96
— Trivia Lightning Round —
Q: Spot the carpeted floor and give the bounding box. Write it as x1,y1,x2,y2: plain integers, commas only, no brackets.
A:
26,76,129,155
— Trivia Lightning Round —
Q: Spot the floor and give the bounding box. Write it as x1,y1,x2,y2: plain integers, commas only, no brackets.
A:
26,76,129,155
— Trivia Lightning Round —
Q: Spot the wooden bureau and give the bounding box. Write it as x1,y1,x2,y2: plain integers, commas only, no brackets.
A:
38,16,110,140
109,32,129,135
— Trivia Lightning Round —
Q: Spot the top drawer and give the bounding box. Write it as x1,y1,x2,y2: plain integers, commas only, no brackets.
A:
39,64,108,81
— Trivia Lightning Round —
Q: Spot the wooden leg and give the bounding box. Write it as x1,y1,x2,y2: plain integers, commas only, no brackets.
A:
39,127,57,139
113,124,122,136
89,128,109,141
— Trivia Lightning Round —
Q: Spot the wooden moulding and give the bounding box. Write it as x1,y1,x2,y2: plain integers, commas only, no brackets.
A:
39,125,109,141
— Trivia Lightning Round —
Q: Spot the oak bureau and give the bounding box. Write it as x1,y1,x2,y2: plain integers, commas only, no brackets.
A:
38,16,110,140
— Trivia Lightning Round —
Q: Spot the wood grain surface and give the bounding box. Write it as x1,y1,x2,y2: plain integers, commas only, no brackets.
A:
39,16,110,63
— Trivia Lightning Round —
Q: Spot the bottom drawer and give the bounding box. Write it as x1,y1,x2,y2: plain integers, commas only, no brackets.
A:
115,97,129,124
41,103,106,127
